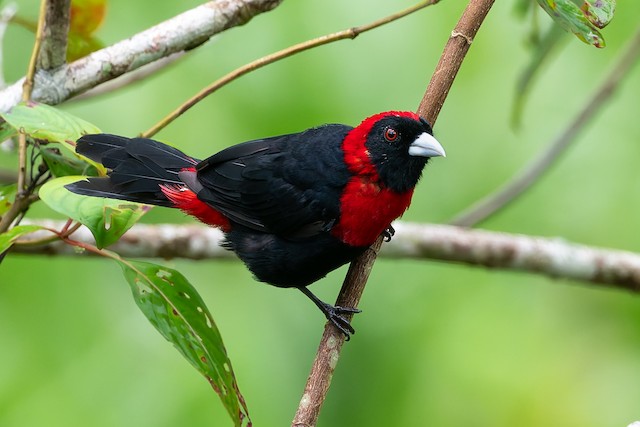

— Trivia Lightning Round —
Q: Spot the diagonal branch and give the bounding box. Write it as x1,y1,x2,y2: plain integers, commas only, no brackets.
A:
450,25,640,227
291,1,495,426
0,0,283,113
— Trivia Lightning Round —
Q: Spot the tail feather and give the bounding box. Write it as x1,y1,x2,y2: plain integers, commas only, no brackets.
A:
66,134,199,207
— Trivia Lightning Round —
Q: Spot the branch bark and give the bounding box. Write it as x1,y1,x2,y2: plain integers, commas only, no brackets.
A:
0,0,283,112
37,0,70,70
292,1,495,425
15,219,640,293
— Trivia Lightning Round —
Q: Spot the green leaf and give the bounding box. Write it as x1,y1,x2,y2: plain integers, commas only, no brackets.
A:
118,260,251,427
67,31,104,62
536,0,615,48
0,225,43,253
580,0,615,29
39,176,149,248
41,148,100,178
0,184,17,215
0,102,101,153
0,121,17,142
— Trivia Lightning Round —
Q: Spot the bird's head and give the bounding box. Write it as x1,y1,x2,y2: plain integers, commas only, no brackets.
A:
343,111,445,193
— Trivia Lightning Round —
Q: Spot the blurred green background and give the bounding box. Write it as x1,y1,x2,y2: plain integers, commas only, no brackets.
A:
2,0,640,426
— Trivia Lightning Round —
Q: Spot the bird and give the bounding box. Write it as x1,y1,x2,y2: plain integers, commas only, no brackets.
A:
66,111,445,339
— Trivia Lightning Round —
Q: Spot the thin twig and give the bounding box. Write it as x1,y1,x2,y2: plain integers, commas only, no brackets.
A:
0,0,48,233
450,25,640,228
141,0,441,138
291,1,495,426
22,0,48,102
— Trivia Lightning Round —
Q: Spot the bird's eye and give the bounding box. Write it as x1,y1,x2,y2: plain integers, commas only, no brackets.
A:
384,127,398,142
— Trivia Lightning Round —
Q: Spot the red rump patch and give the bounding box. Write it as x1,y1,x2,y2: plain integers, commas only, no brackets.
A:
160,182,231,232
333,111,419,246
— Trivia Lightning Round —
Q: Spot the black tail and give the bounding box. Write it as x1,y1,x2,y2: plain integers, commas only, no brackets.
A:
66,134,199,206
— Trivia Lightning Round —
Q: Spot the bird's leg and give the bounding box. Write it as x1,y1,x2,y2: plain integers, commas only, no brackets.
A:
298,286,361,340
382,224,395,242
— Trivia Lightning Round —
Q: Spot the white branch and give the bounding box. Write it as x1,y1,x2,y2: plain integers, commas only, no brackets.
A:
14,220,640,292
0,0,282,112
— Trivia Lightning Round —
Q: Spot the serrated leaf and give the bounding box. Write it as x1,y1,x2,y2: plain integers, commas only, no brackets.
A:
536,0,615,48
39,176,149,248
0,184,17,215
118,260,251,427
1,102,101,152
41,148,100,178
0,225,43,253
70,0,106,36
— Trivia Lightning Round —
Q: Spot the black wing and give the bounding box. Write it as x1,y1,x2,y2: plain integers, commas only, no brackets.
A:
194,124,353,237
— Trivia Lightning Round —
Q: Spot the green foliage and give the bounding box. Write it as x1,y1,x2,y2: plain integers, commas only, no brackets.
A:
0,121,17,142
67,0,107,61
119,260,251,427
40,148,100,178
1,102,101,150
536,0,616,48
39,176,149,249
0,184,16,215
0,224,42,253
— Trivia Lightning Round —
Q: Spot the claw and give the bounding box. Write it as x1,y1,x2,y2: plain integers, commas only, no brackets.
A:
322,304,362,340
299,287,361,340
382,224,396,242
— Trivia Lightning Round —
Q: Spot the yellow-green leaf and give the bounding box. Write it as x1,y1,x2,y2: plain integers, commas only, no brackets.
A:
39,176,150,248
0,225,43,253
70,0,106,36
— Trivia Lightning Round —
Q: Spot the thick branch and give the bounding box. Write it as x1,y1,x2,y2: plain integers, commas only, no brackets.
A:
292,1,495,426
38,0,71,70
0,0,282,112
14,220,640,292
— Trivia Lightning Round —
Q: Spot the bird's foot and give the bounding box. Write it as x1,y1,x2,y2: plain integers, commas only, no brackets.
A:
299,286,362,340
382,225,396,242
321,302,361,340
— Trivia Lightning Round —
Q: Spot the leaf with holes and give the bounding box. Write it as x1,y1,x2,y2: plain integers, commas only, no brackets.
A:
39,176,150,248
0,102,101,154
0,225,43,253
536,0,615,48
118,260,251,427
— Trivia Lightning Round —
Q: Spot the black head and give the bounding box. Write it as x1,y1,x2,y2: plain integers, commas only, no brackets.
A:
363,112,445,193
